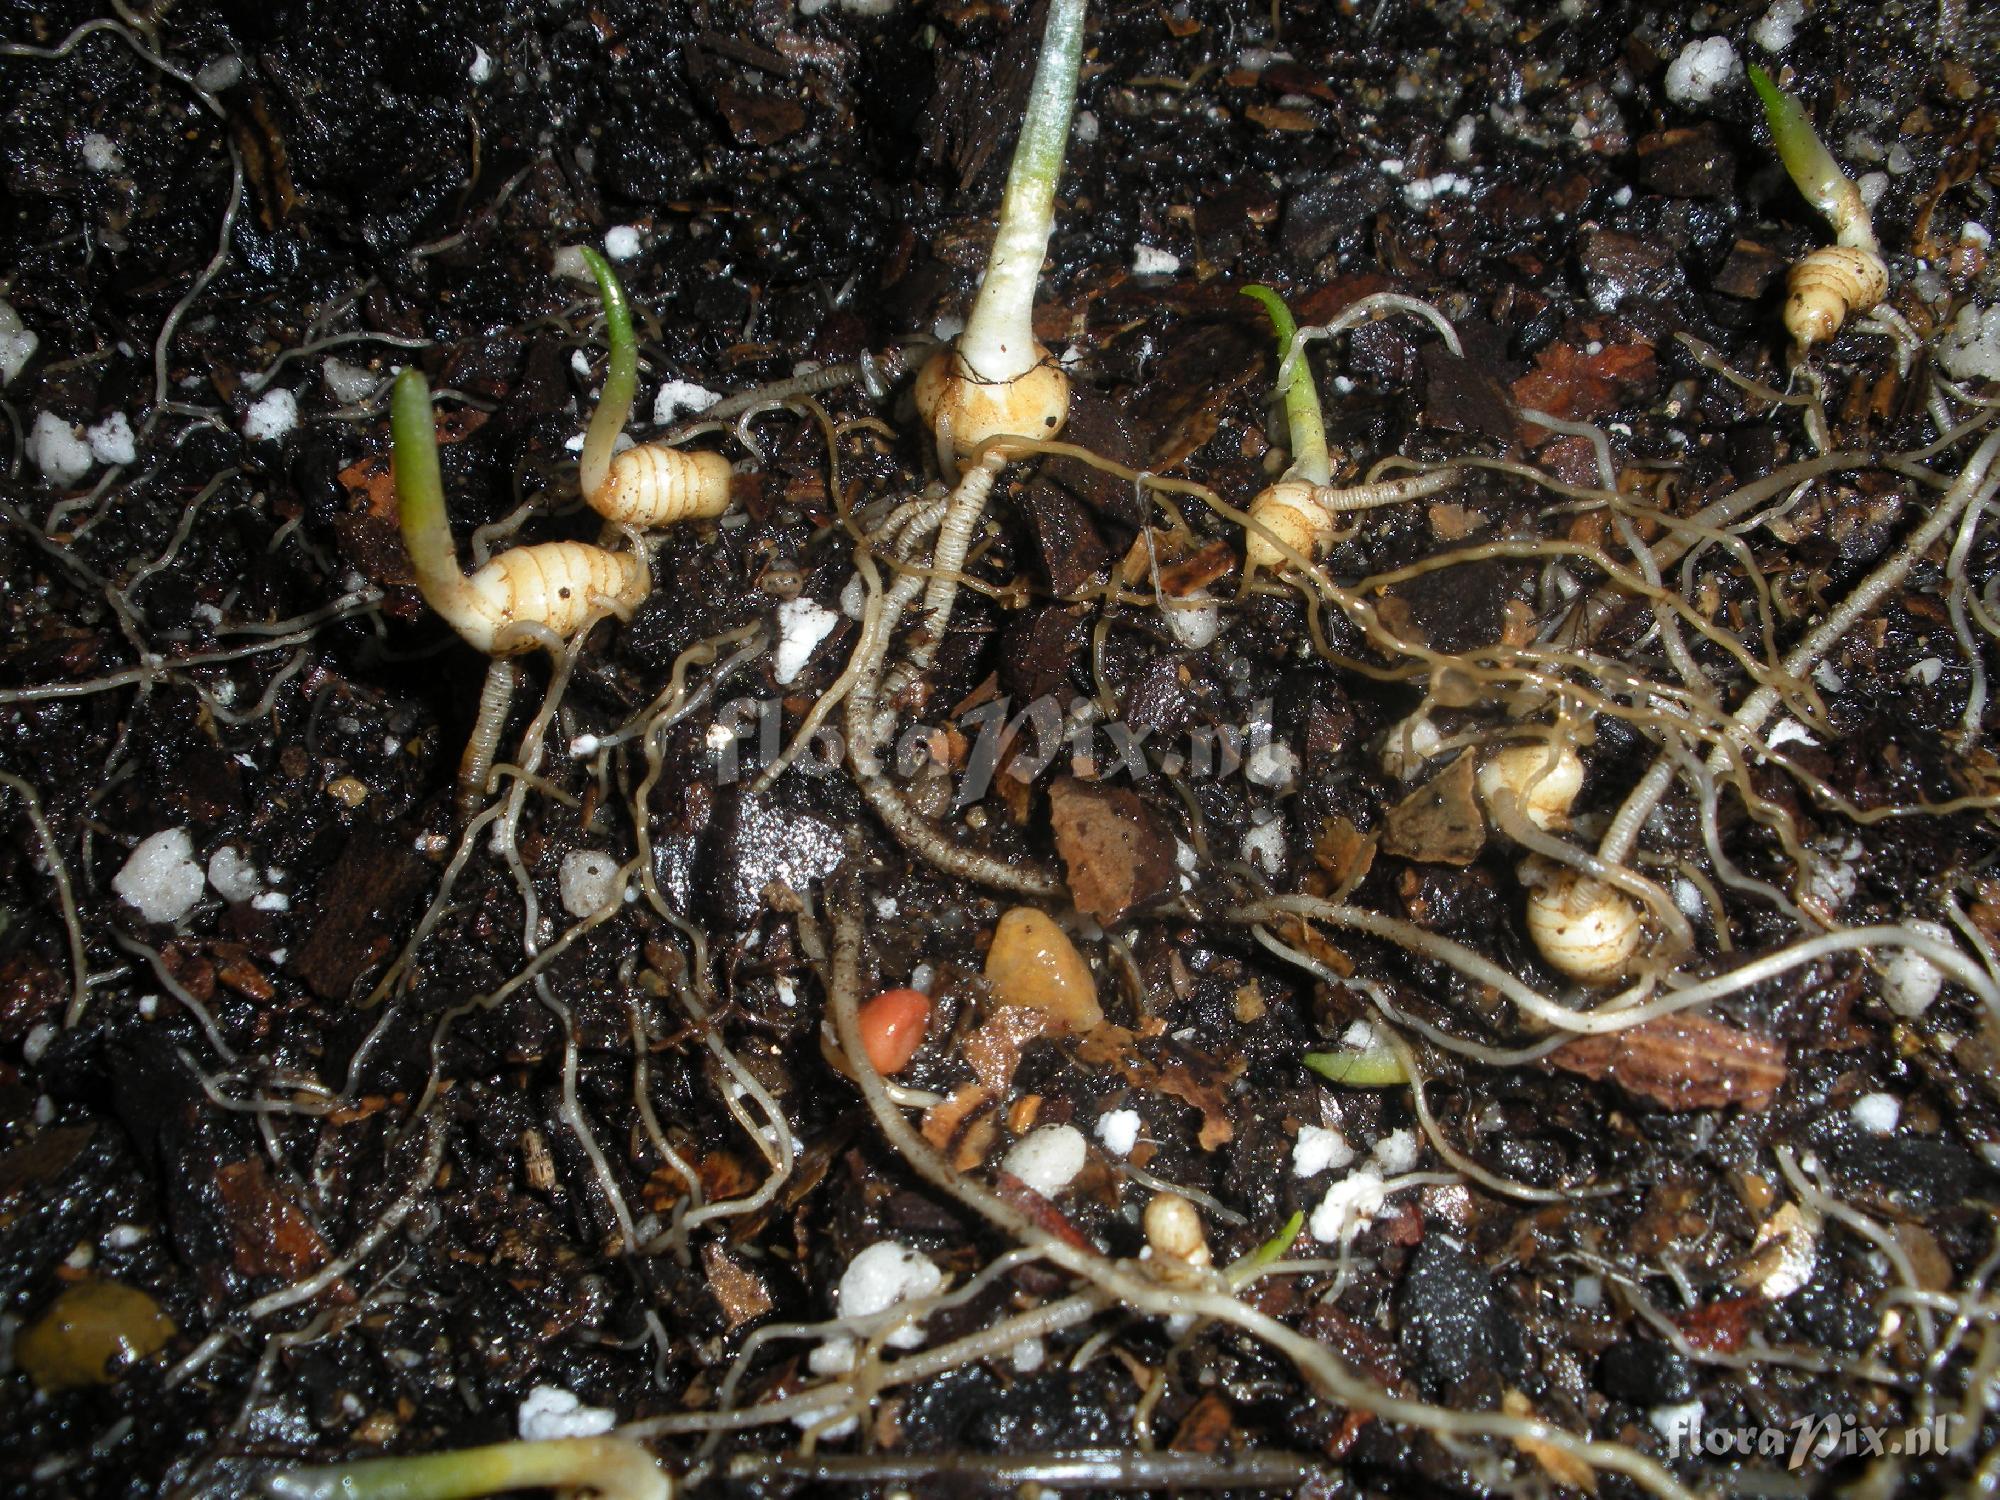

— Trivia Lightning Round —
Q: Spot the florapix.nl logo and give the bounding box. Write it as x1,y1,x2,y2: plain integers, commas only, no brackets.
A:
709,693,1293,801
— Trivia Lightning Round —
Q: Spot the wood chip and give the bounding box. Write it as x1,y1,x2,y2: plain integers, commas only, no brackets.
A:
1502,1389,1598,1493
1048,776,1177,923
702,1241,774,1329
1549,1013,1787,1111
1380,754,1485,866
216,1157,331,1280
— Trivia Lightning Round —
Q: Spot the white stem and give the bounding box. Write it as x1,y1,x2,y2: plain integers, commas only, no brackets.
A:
956,0,1087,382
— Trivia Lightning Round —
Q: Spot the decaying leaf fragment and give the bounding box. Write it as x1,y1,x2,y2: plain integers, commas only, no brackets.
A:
1549,1013,1787,1111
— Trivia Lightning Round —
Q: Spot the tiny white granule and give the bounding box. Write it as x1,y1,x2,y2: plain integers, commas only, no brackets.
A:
87,413,136,467
559,849,623,917
1164,592,1221,650
1002,1124,1088,1198
840,573,869,620
652,378,723,426
1965,222,1993,248
105,1224,148,1250
1073,109,1099,144
838,1241,944,1349
872,894,899,920
1752,0,1803,52
0,300,38,385
909,962,934,994
1767,718,1817,750
251,891,291,912
1132,244,1179,277
572,732,603,757
1095,1108,1142,1157
1241,813,1286,876
1011,1337,1046,1372
773,598,840,686
194,55,243,93
1650,1399,1704,1446
1879,919,1958,1017
1906,656,1944,686
1856,170,1890,212
550,245,594,284
931,312,965,344
29,412,93,485
1292,1124,1355,1178
242,387,299,442
569,349,592,379
206,846,263,903
774,976,798,1007
1663,37,1738,106
1372,1127,1421,1175
517,1385,616,1441
604,225,644,261
1446,114,1477,160
23,1022,56,1065
1940,304,2000,383
1850,1092,1901,1134
1246,741,1299,788
114,829,205,924
1572,1274,1603,1309
1309,1168,1387,1242
82,132,122,172
1339,1019,1379,1050
1674,878,1705,918
1381,716,1441,777
807,1338,855,1376
468,45,495,83
1813,660,1845,692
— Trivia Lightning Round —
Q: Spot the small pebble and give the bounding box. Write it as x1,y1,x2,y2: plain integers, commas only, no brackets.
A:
984,908,1103,1031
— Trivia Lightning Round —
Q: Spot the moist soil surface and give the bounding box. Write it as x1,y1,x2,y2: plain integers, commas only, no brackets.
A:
2,1,2000,1497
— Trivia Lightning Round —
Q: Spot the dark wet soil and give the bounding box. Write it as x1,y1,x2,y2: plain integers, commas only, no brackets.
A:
2,1,1999,1497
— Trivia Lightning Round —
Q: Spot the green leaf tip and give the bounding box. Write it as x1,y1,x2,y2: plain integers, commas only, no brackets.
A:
1303,1046,1408,1088
1242,283,1331,486
389,367,469,616
576,245,640,502
1241,284,1299,381
1746,64,1858,239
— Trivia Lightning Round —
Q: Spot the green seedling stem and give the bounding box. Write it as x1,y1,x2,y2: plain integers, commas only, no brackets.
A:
392,366,476,625
579,246,639,502
1228,1210,1306,1287
1243,285,1332,486
956,0,1087,383
1748,64,1876,253
266,1437,669,1500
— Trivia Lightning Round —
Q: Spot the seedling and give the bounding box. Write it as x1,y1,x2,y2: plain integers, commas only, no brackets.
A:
267,1436,668,1500
1237,285,1463,574
1749,64,1886,350
577,247,733,527
913,0,1086,457
393,369,650,659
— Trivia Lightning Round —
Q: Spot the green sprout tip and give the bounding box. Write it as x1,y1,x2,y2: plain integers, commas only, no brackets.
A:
1748,64,1873,251
1228,1209,1306,1287
1243,284,1332,487
1303,1045,1408,1088
578,246,640,503
391,367,471,616
266,1437,669,1500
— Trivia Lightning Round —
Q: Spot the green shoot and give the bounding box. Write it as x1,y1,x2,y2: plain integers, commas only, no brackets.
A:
391,367,474,622
1303,1044,1408,1088
1748,64,1874,252
266,1437,669,1500
578,246,639,503
956,0,1088,383
1243,285,1332,486
1227,1209,1305,1288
